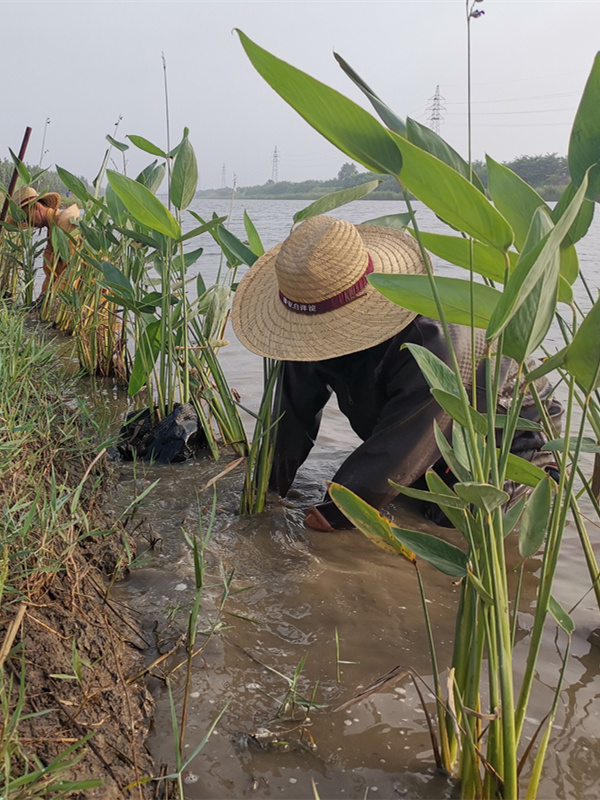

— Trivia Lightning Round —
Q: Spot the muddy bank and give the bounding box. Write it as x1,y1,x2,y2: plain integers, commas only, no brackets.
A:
5,523,156,799
0,307,157,798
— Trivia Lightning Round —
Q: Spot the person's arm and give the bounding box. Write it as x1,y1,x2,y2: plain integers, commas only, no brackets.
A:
313,319,476,529
269,361,332,497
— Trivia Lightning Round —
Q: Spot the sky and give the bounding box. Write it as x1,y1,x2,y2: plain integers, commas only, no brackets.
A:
2,0,599,189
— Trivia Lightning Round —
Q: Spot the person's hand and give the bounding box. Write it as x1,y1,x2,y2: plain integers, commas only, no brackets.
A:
304,506,335,532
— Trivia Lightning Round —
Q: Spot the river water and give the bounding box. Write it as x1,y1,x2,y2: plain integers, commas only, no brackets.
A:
106,198,600,800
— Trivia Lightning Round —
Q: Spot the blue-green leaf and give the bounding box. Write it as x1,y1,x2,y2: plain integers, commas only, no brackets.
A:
106,170,180,239
237,30,403,176
293,180,382,224
370,273,500,329
518,475,552,558
127,135,168,159
171,136,198,210
454,482,509,513
568,51,600,201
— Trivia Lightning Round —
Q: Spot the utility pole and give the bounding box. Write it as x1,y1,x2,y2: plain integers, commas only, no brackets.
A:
426,86,446,135
221,163,226,189
271,145,279,183
39,117,50,166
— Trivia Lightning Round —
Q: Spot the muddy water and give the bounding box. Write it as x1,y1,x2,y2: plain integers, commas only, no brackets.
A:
107,200,600,799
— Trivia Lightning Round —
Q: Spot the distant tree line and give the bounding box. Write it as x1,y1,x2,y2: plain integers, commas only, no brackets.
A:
0,159,91,199
197,153,570,202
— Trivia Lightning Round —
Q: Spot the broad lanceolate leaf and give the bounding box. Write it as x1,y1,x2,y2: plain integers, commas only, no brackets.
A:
415,230,513,283
136,161,166,195
518,475,552,559
504,452,546,487
361,212,412,230
171,136,198,210
425,469,472,536
236,30,403,176
525,347,567,383
127,135,168,159
56,167,103,209
407,118,486,193
333,52,407,136
106,170,180,239
549,596,575,635
551,181,595,246
389,479,467,509
433,422,472,483
244,211,264,257
564,294,600,393
129,319,161,396
99,261,135,299
486,174,588,344
401,343,461,396
106,134,129,152
568,51,600,201
370,273,501,329
293,180,382,224
388,523,469,577
454,482,509,513
501,207,559,362
217,225,258,267
432,389,488,436
328,483,414,559
486,156,547,251
542,437,600,453
503,496,526,538
388,131,513,251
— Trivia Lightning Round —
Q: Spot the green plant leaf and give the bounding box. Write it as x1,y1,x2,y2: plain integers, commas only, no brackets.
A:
467,569,494,605
504,452,546,487
361,212,412,230
486,156,547,251
333,52,407,136
328,483,414,559
414,230,514,283
525,348,567,382
564,294,600,393
542,437,600,453
293,180,382,224
503,496,526,538
425,469,472,534
551,181,595,245
129,319,161,396
407,118,486,193
401,343,461,396
518,475,552,558
56,167,102,208
236,30,403,176
370,274,500,328
454,482,509,513
388,131,513,250
127,134,168,158
105,183,128,227
568,51,600,201
388,523,469,577
388,479,467,509
433,421,472,483
486,173,588,343
217,225,258,267
106,170,180,239
431,389,488,436
171,136,198,210
501,207,559,362
549,596,575,635
244,211,264,257
495,415,543,432
9,149,31,184
106,134,129,152
99,260,135,298
136,160,166,194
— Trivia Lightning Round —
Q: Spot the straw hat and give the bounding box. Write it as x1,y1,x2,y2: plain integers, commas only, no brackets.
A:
231,215,427,361
12,186,61,211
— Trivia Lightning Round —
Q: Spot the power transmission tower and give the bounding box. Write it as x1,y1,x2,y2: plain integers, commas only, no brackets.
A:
426,86,446,135
271,145,279,183
221,163,226,189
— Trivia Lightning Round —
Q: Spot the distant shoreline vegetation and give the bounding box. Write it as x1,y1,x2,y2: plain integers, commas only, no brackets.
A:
196,153,570,202
1,153,569,204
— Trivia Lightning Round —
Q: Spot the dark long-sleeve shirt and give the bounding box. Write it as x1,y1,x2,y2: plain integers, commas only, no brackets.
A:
270,316,560,528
